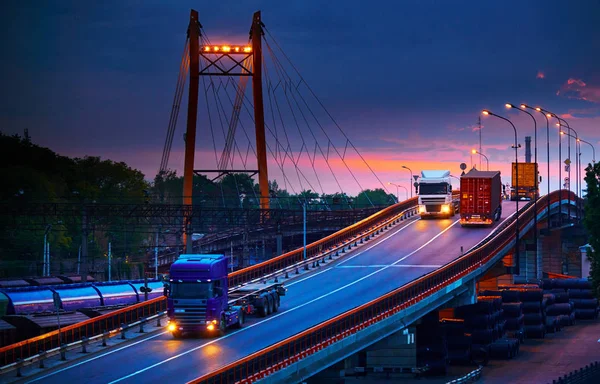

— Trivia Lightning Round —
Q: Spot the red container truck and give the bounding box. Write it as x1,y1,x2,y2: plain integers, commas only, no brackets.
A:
460,169,502,226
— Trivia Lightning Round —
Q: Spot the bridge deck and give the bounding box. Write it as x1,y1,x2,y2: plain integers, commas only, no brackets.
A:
28,201,518,384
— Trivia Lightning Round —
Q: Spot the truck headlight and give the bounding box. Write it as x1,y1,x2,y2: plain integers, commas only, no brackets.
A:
207,323,215,331
419,205,426,213
168,323,177,332
441,204,450,213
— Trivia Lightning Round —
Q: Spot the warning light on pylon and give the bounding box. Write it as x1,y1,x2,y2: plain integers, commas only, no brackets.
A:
200,46,252,54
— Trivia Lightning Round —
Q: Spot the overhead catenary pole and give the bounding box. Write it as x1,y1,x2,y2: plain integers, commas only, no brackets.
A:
43,233,47,276
77,246,81,275
46,242,50,277
108,242,112,282
183,9,200,253
251,11,270,210
303,201,307,260
154,228,159,278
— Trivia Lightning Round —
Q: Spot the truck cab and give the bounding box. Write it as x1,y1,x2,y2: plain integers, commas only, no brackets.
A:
166,254,240,337
165,254,285,338
417,170,457,218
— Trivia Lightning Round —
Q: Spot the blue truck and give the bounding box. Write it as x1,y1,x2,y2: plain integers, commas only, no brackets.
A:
165,254,286,338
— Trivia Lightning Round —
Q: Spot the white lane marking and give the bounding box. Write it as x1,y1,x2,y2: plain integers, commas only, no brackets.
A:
107,219,458,383
337,219,419,265
24,331,168,383
337,264,442,268
24,217,422,382
286,267,333,287
287,218,420,285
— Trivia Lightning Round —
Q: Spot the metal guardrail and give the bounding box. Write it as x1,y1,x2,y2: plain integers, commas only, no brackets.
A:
446,365,482,383
228,202,424,292
226,196,426,287
0,296,167,366
188,190,578,384
0,198,422,369
1,312,167,376
550,361,600,384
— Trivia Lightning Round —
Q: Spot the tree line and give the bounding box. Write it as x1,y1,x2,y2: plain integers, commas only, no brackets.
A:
0,132,395,278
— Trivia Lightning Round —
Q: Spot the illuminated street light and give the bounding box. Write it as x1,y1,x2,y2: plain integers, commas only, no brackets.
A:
471,149,489,170
559,128,582,218
541,108,569,222
521,103,551,232
507,102,540,254
388,182,409,202
577,137,596,164
401,166,414,198
482,109,521,275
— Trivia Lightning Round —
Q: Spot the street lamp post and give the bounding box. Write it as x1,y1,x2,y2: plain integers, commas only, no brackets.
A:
506,103,539,260
388,182,408,202
522,104,551,232
542,110,567,223
560,129,581,219
578,138,596,164
471,149,489,170
482,110,521,275
401,166,414,198
43,224,52,276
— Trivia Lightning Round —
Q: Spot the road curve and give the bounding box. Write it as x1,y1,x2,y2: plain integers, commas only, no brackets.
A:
27,202,518,384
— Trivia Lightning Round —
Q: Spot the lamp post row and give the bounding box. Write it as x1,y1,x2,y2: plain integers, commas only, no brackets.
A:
480,104,596,277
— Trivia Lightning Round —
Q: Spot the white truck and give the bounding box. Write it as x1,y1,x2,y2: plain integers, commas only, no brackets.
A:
416,170,457,218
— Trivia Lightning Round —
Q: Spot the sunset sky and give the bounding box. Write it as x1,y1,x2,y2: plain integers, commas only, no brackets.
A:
2,0,599,197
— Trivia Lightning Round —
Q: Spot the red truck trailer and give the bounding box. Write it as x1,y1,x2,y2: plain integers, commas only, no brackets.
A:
460,169,502,226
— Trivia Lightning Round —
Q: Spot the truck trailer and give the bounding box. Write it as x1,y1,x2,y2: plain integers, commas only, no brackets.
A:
459,169,502,226
511,162,539,201
417,170,458,218
165,254,286,338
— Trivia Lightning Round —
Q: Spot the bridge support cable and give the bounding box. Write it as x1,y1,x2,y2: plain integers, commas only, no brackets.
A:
262,54,328,201
224,59,322,202
159,39,189,174
263,36,376,207
265,46,351,208
263,26,394,202
263,36,371,206
197,42,303,207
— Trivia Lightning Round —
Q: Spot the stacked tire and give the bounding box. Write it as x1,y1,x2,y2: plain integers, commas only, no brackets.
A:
441,318,472,366
417,311,448,375
543,292,562,333
569,288,599,320
543,279,577,327
519,288,546,339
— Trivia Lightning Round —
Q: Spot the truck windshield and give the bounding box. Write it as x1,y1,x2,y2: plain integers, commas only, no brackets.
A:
170,282,212,299
419,183,449,195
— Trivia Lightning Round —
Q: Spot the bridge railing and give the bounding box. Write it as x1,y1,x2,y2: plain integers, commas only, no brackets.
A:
190,190,576,384
0,296,166,366
227,196,422,287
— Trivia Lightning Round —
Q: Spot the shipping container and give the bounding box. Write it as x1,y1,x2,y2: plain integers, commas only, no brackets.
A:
460,169,502,226
511,162,539,200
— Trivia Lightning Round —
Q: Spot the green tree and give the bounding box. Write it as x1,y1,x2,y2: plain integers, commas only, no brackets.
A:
355,188,395,208
583,162,600,298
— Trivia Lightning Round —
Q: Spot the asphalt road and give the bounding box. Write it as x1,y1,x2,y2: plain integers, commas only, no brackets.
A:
26,202,518,384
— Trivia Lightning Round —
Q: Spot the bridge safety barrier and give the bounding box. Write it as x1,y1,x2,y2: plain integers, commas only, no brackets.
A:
0,197,420,367
189,190,578,384
0,296,166,366
227,196,424,287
